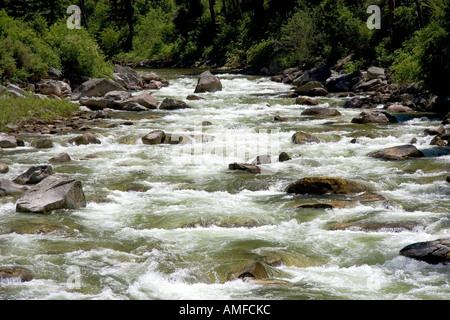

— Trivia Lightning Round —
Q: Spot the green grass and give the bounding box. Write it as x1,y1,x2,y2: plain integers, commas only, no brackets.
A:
0,93,79,131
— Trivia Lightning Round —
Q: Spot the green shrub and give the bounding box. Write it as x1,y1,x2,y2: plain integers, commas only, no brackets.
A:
45,22,113,79
0,10,59,84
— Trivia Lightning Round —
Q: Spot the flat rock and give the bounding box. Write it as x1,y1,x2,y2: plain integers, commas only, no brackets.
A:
16,175,87,214
286,177,369,195
367,145,425,161
301,107,341,117
228,163,261,174
399,238,450,265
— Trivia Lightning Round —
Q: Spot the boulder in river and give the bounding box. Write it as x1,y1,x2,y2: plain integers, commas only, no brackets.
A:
367,145,425,161
399,238,450,265
351,111,398,124
68,132,101,145
301,107,341,117
227,262,269,281
0,162,8,174
120,92,159,109
0,133,22,148
13,165,54,185
158,98,191,110
228,163,261,174
286,177,370,195
194,71,223,93
0,266,34,283
142,130,166,145
295,81,328,97
292,131,321,144
71,78,127,101
296,96,319,106
49,153,71,163
31,138,54,149
16,175,87,214
343,97,377,109
0,178,29,196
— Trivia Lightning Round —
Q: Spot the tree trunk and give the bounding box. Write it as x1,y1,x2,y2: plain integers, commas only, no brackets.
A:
209,0,216,28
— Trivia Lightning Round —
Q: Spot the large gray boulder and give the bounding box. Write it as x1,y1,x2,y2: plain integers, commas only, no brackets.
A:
399,238,450,265
71,78,127,101
194,71,223,93
301,107,341,117
16,175,87,214
367,145,425,161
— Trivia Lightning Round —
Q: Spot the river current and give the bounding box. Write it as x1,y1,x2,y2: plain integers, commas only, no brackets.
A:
0,70,449,300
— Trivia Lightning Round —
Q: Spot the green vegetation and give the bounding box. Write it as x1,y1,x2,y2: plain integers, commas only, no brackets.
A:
0,93,79,131
0,0,448,95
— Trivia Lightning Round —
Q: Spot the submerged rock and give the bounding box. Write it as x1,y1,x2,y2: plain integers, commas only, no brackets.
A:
367,145,425,161
228,163,261,174
0,266,34,283
194,71,223,93
301,107,341,117
399,238,450,265
16,175,87,214
227,262,269,281
286,177,369,195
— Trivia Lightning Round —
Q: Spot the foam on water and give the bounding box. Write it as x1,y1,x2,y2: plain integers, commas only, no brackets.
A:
0,71,448,300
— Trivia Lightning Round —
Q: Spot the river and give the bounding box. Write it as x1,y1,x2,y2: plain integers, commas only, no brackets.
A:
0,69,449,300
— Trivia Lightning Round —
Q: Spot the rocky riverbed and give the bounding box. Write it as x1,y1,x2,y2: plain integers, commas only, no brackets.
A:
0,66,448,299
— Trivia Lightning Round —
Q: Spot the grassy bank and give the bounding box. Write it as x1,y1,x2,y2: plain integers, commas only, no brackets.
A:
0,95,79,132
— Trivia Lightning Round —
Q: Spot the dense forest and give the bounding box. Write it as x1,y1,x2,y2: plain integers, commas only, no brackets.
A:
0,0,449,96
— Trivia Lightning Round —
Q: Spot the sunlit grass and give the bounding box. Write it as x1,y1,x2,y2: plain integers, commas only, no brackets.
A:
0,93,79,131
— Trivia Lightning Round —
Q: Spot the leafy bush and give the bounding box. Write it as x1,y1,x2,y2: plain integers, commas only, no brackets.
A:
0,10,59,84
45,22,113,79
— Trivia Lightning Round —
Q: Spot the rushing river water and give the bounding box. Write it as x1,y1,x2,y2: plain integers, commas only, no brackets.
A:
0,70,449,300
